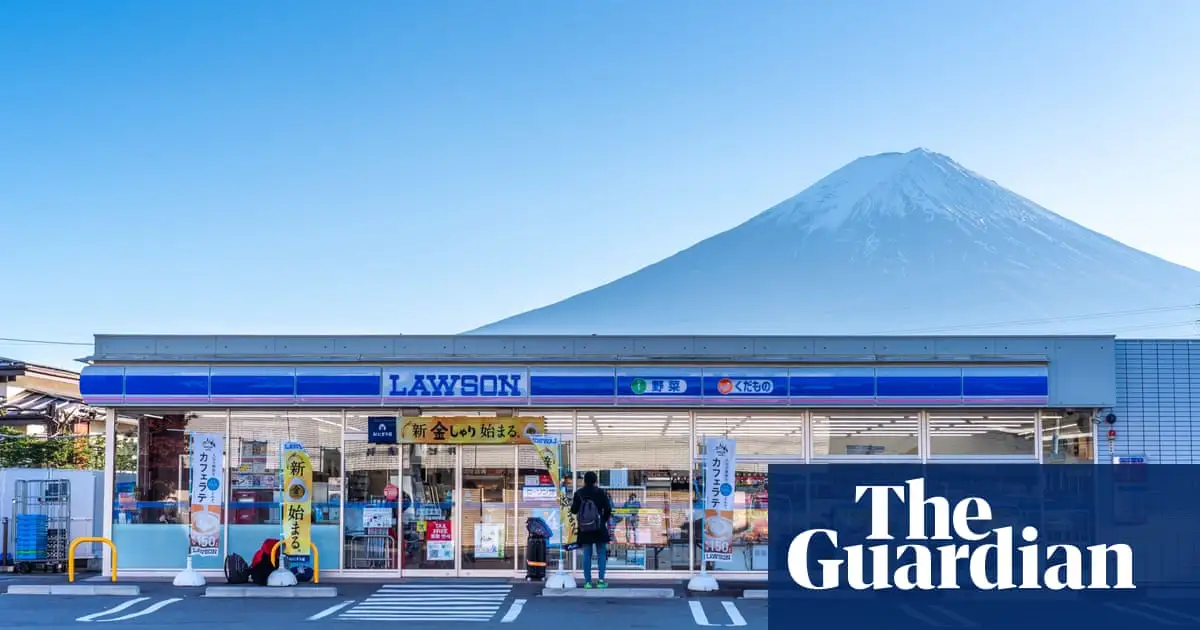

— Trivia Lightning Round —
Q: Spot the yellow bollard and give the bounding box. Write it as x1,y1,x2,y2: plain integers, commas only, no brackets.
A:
68,537,117,583
269,539,320,584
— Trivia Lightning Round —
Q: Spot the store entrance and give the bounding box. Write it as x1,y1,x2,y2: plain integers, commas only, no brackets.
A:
460,446,516,573
400,445,519,576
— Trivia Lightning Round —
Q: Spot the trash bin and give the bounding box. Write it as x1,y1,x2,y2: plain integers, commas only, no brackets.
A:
525,517,552,581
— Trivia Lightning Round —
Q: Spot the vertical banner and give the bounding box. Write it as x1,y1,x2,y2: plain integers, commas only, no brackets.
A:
189,432,224,557
702,437,736,562
281,441,313,560
531,434,578,550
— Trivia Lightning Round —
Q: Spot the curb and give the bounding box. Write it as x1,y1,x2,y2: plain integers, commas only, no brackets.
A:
205,586,338,598
542,587,675,599
5,584,142,596
742,589,767,599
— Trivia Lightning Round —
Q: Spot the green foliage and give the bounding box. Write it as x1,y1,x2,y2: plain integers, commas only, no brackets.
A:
0,427,138,470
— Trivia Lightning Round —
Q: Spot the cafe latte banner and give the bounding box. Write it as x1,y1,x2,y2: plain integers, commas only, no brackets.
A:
400,416,546,444
188,432,223,557
703,436,737,562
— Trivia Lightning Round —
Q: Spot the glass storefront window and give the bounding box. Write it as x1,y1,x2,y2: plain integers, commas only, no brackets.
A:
517,412,574,573
111,410,227,570
811,411,920,457
343,412,398,570
227,411,343,570
693,415,792,572
575,412,692,572
402,443,456,570
928,409,1037,457
102,404,1096,575
1041,410,1096,463
694,414,803,456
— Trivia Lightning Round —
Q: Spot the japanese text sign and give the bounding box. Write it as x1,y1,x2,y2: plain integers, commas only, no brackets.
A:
400,416,545,445
188,432,224,557
281,441,313,559
703,436,736,562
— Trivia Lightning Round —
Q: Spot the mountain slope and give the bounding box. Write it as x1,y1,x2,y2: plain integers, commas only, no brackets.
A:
470,149,1199,337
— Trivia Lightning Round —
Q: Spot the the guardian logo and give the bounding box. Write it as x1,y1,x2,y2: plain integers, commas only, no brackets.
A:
788,478,1134,591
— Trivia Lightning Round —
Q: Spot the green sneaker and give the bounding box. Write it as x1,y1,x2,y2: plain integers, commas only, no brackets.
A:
597,580,608,589
583,581,593,589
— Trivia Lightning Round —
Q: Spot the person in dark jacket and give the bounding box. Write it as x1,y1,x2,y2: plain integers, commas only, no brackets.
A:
570,471,613,588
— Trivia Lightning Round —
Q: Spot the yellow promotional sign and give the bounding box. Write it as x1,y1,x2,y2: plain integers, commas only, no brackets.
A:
400,416,546,444
281,442,313,558
531,435,578,549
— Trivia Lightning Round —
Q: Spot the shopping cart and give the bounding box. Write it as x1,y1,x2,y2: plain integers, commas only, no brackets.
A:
13,479,71,574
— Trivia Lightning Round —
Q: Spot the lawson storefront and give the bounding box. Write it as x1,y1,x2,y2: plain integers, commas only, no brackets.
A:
78,333,1115,579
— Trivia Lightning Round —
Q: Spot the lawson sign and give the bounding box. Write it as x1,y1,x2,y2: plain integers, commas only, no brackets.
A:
384,368,525,402
79,364,1051,407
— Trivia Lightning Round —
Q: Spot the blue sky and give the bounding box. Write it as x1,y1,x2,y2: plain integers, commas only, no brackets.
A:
3,1,1198,368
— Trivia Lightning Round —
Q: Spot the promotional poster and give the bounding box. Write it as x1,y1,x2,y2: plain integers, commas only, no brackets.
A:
188,432,223,557
281,441,313,560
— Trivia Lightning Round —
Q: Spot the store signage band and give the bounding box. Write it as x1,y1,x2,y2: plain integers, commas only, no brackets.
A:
83,364,1051,407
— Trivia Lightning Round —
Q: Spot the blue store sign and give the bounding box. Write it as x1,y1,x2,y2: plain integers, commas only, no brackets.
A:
368,416,397,444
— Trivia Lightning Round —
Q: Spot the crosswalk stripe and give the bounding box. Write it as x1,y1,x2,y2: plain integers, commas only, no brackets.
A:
338,583,514,622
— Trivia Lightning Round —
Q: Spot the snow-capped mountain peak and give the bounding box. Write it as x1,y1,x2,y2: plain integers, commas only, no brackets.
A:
469,149,1199,338
752,148,1055,234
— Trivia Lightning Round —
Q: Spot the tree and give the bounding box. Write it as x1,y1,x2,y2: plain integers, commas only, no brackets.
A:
0,427,74,468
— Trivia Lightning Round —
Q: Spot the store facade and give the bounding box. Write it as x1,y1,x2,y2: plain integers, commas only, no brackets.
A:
79,334,1115,579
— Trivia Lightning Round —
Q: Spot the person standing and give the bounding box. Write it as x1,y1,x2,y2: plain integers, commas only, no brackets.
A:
571,471,613,588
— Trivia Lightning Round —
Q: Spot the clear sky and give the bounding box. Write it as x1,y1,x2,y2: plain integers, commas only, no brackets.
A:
3,0,1198,369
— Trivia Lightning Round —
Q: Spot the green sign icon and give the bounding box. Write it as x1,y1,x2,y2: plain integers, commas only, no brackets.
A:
631,378,647,395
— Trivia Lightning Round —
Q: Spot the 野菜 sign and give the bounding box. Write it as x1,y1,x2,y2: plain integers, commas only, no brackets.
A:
188,432,224,557
400,416,545,445
703,436,737,562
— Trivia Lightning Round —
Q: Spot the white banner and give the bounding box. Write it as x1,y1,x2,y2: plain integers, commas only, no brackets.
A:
702,437,737,562
188,432,224,557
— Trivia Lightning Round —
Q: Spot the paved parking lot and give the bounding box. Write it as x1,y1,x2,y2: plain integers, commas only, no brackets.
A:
0,580,764,630
3,581,1199,630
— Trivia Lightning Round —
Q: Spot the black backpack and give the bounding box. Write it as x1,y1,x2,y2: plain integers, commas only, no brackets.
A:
578,494,603,533
224,553,250,585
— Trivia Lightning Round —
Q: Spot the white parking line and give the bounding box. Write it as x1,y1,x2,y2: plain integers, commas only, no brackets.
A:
77,598,150,622
308,600,355,621
500,599,527,623
722,601,747,627
689,601,746,627
98,598,183,622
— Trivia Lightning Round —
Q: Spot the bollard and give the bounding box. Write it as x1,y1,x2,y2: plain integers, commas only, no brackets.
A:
268,540,320,584
68,537,117,583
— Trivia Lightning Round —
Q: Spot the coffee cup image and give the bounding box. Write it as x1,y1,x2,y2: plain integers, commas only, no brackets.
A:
705,515,733,539
193,510,220,535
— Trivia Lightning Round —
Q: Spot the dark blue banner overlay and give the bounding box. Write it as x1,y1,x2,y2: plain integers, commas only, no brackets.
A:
768,465,1200,630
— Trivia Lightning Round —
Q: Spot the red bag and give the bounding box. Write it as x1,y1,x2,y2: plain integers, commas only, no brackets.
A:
251,538,280,567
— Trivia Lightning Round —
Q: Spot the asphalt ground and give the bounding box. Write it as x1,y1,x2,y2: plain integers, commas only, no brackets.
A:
2,577,1198,630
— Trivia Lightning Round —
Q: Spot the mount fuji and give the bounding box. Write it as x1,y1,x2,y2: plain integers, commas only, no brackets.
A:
470,149,1199,337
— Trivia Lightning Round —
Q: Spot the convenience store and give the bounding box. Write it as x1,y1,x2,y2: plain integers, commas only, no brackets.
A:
78,333,1115,579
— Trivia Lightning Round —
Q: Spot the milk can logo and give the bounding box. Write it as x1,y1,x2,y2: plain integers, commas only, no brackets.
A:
787,477,1135,591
